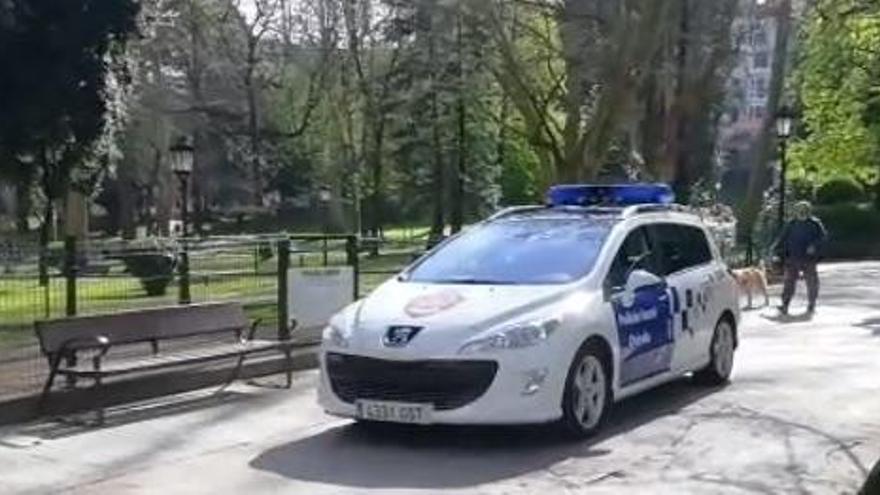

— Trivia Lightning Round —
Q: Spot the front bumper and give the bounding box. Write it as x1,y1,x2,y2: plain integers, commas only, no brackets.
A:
317,348,566,425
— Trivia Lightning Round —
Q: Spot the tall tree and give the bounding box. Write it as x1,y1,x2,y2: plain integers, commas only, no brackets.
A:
739,0,793,241
479,0,737,187
0,0,139,244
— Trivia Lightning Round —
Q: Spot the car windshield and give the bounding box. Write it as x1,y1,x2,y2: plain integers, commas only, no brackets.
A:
405,214,613,285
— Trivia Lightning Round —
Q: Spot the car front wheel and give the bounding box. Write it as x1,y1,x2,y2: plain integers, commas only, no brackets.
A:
560,342,612,438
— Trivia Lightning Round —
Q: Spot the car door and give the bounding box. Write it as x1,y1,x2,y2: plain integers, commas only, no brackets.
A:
648,223,715,371
604,227,674,387
683,225,726,354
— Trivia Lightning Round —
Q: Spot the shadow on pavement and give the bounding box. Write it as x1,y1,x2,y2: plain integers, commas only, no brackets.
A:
855,316,880,337
249,378,723,489
8,389,266,441
759,312,814,324
814,265,880,312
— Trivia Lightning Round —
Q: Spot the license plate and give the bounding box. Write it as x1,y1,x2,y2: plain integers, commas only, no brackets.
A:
355,400,433,424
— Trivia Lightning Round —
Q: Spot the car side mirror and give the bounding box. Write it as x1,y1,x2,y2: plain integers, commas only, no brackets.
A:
625,269,663,294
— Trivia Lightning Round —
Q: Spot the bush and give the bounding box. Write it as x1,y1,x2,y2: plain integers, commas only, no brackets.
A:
121,253,176,296
815,203,880,259
816,178,866,205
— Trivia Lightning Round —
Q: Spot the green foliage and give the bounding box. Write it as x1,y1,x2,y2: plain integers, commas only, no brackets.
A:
815,178,867,205
499,137,542,205
790,0,880,185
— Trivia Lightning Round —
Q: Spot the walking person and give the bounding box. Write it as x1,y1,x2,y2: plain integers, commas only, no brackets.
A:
775,201,827,316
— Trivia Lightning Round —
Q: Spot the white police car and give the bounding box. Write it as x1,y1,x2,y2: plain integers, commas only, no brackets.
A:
318,184,740,437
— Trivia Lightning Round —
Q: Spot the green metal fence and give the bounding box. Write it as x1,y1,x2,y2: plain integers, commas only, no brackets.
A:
0,234,417,401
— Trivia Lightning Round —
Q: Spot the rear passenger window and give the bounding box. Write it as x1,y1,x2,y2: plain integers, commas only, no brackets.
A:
685,227,713,266
651,224,713,275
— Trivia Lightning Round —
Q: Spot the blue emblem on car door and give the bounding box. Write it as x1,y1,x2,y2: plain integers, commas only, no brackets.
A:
613,281,674,386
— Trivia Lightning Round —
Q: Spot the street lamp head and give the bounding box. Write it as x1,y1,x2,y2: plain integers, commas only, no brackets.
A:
776,106,794,139
318,185,332,203
169,136,194,177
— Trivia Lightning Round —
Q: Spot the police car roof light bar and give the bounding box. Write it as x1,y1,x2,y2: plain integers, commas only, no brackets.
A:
546,184,675,208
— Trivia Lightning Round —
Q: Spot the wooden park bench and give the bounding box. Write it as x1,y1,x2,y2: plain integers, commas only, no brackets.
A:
35,302,296,423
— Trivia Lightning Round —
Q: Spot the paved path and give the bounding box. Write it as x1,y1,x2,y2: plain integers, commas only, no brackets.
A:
1,262,879,494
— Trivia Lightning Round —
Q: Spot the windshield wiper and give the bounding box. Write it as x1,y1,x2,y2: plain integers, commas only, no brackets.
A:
444,278,517,285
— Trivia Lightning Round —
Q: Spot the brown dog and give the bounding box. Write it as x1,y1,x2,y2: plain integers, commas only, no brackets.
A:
732,263,770,309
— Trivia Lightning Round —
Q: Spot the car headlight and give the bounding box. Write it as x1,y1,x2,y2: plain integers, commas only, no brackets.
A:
322,323,350,348
458,319,560,355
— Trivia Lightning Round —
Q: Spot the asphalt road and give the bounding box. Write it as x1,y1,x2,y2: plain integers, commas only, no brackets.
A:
1,262,879,494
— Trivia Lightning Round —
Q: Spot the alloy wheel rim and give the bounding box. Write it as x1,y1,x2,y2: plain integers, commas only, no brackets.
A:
572,355,606,430
713,322,734,378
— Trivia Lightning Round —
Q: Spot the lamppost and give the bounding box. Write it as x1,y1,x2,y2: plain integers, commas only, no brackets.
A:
170,136,194,305
775,107,794,236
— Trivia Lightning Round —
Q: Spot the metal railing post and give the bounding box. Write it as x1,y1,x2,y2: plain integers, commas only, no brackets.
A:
346,235,359,300
178,240,191,305
64,236,77,317
278,239,291,341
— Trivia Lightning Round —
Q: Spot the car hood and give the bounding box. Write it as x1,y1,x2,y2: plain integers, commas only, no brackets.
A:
346,279,575,357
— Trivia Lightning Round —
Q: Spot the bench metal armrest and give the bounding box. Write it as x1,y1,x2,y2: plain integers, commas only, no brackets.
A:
55,336,111,373
92,338,111,371
244,318,263,342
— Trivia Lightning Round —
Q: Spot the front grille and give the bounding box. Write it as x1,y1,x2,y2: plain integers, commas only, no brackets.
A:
326,352,498,410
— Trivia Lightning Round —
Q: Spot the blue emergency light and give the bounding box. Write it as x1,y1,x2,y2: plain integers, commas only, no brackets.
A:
546,184,675,207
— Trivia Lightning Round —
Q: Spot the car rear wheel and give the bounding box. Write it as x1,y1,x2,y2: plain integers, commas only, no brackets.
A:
694,317,736,385
560,342,611,438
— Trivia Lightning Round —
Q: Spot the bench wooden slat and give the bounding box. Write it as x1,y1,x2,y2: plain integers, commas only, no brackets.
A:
56,339,289,376
35,303,248,354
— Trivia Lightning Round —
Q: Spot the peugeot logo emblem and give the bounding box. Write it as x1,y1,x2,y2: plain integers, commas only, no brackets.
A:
383,326,422,347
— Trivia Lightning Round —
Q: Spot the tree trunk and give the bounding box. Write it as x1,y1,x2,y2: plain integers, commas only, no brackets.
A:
450,12,466,234
739,0,792,241
874,175,880,211
14,179,31,234
670,0,690,201
38,199,54,286
558,0,587,183
367,122,385,237
427,20,446,247
245,44,262,207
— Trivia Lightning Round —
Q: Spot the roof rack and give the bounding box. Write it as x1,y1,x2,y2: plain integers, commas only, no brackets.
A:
487,206,547,221
622,203,695,218
488,204,626,222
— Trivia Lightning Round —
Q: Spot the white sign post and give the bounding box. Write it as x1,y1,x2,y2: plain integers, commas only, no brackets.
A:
287,266,354,337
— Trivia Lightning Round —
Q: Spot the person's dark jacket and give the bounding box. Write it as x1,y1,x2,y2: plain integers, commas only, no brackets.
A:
860,457,880,495
776,216,827,261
